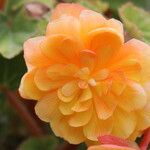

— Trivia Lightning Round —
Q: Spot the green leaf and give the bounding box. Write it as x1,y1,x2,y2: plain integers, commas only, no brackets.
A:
19,136,59,150
0,54,26,90
119,3,150,44
0,0,49,59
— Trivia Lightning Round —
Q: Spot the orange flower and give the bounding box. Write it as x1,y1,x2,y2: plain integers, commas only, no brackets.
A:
19,3,150,144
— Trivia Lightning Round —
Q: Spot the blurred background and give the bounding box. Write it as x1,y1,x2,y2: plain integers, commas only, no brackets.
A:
0,0,150,149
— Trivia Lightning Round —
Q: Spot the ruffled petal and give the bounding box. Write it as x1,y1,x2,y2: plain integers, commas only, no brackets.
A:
117,82,147,112
68,106,93,127
19,70,45,100
112,109,137,139
35,91,59,122
59,118,85,144
83,110,113,141
34,68,66,91
23,37,51,69
51,3,85,20
88,28,124,68
46,16,80,37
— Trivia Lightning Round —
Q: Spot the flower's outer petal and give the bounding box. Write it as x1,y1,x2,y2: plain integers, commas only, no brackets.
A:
80,10,106,38
58,118,85,144
88,28,123,68
51,3,85,20
68,106,93,127
46,16,80,37
117,82,147,112
35,91,59,122
106,19,124,36
24,36,51,69
19,70,45,100
94,93,117,120
34,68,67,91
112,109,137,139
137,102,150,130
110,39,150,82
83,110,113,141
87,145,136,150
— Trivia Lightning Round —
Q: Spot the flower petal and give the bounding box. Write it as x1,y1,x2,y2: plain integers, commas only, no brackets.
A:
88,28,123,68
35,91,59,122
93,93,117,120
19,70,45,100
112,109,137,139
24,36,51,69
59,118,85,144
117,82,147,112
80,50,96,71
68,106,93,127
80,10,106,37
34,68,66,91
51,3,85,20
46,16,80,37
72,100,92,112
83,110,113,141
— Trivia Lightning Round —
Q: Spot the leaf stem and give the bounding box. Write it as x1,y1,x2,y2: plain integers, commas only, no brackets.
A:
0,86,45,137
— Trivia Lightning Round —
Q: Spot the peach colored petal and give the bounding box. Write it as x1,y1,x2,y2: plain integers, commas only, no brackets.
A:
23,36,51,69
68,106,93,127
83,110,113,141
41,34,83,64
116,82,147,112
58,118,85,144
80,50,96,72
137,102,150,130
88,145,136,150
35,91,59,122
19,70,45,100
112,109,137,139
51,3,85,20
93,93,117,120
59,97,77,115
106,18,124,36
72,100,92,112
78,87,93,101
80,10,106,38
34,68,66,91
88,28,123,68
46,16,80,37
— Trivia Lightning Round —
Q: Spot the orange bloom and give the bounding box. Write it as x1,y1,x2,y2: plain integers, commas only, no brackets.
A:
19,3,150,144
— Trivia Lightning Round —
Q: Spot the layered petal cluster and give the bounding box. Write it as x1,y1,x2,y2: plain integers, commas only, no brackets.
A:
19,3,150,144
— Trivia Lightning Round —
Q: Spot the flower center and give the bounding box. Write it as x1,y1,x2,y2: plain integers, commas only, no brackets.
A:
76,67,109,89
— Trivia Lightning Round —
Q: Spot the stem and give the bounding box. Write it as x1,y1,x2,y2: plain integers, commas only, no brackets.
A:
139,128,150,150
1,87,45,137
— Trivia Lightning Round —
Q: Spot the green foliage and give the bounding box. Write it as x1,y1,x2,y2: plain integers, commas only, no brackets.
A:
119,3,150,44
0,0,49,59
0,54,26,90
19,136,59,150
